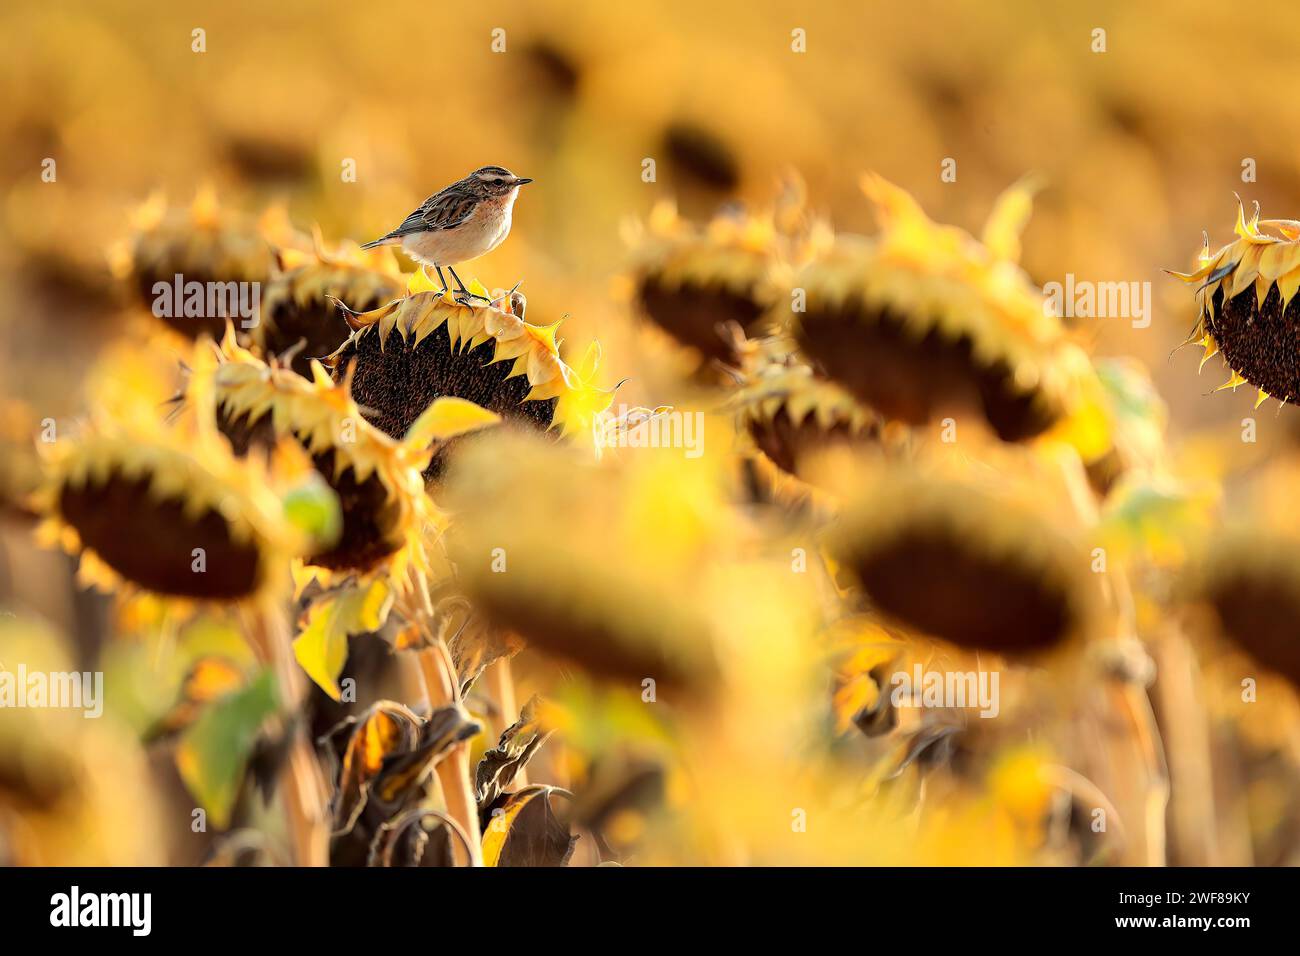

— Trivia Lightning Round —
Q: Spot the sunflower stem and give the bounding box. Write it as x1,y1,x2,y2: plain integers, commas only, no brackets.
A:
483,656,524,785
416,643,484,867
250,602,330,867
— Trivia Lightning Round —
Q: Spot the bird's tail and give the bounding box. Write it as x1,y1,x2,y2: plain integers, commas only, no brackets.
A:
359,235,398,250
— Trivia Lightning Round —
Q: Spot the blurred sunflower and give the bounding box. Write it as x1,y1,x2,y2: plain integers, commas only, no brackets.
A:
441,430,723,693
1182,456,1300,690
1189,527,1300,690
795,175,1101,449
625,189,821,366
0,615,163,865
825,460,1101,657
723,333,884,495
35,363,313,606
253,230,405,377
111,188,304,341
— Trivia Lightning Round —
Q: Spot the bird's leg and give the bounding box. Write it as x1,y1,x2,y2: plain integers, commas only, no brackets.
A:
433,265,449,297
447,265,491,304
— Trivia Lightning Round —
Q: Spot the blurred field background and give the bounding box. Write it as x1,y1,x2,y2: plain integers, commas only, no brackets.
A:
2,0,1300,867
8,1,1300,437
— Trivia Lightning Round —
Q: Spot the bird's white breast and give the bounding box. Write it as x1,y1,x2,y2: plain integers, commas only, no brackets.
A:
401,190,518,267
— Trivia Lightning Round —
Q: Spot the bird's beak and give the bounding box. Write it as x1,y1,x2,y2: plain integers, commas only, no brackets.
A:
514,177,534,186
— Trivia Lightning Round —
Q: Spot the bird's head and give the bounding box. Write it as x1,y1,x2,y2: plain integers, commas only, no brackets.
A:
470,166,533,196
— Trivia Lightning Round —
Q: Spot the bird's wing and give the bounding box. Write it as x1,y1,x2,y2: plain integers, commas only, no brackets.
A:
387,186,479,238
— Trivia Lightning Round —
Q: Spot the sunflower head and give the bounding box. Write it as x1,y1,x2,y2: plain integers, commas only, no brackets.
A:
253,229,405,377
1190,528,1300,691
825,461,1100,657
794,175,1095,445
626,199,807,365
1187,495,1300,692
725,334,883,485
441,430,723,693
35,373,310,605
207,331,494,584
323,274,614,480
1169,197,1300,407
112,189,298,340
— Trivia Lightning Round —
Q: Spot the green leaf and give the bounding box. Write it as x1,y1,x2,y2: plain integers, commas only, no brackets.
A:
282,473,342,550
175,670,279,830
293,580,393,700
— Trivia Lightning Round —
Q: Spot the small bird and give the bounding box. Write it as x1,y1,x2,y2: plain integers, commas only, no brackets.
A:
361,166,533,303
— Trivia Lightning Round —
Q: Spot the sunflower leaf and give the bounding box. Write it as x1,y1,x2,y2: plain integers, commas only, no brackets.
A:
481,786,577,867
475,695,553,808
175,670,279,830
294,580,393,701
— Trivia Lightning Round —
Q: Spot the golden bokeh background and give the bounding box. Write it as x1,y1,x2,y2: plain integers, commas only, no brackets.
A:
3,0,1300,868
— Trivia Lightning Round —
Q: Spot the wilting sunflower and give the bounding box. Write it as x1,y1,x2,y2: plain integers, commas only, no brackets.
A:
207,331,495,582
1169,198,1300,407
825,463,1100,657
441,430,722,693
253,231,405,377
724,333,883,491
1189,527,1300,689
794,175,1099,445
324,272,614,479
112,187,302,341
35,377,309,606
625,193,819,366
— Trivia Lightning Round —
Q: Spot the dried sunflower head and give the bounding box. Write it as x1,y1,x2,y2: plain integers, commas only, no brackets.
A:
1179,454,1300,692
825,462,1100,657
626,198,811,365
35,380,309,606
112,188,299,341
724,334,883,485
1189,526,1300,690
441,430,723,693
1169,198,1300,407
207,331,495,583
6,183,121,322
253,230,404,377
324,274,614,480
794,175,1096,444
